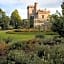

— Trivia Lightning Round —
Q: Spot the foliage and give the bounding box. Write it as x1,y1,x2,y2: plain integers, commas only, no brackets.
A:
51,14,64,37
10,9,22,29
0,8,10,30
50,2,64,37
22,19,30,29
45,31,58,35
0,35,64,64
0,42,9,56
4,37,13,44
61,2,64,16
0,2,64,64
35,34,45,39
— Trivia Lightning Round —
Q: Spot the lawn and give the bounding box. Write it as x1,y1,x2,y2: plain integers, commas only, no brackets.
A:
0,31,35,41
0,30,58,41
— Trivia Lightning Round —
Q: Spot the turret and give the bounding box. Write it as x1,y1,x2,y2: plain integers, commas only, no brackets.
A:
34,2,38,13
27,6,34,19
34,2,38,18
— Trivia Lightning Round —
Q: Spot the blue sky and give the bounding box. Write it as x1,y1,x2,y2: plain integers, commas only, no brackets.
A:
0,0,62,19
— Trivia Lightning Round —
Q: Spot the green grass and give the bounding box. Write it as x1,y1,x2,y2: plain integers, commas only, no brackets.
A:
0,30,58,41
0,31,35,41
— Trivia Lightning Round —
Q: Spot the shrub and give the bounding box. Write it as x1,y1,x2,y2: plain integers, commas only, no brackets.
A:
0,43,9,56
9,41,22,50
45,32,58,35
53,35,64,44
14,29,22,32
4,37,13,44
35,34,45,39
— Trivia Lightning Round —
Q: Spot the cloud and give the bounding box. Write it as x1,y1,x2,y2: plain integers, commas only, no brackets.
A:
0,0,62,6
0,0,32,5
39,0,62,8
0,0,62,8
0,0,62,19
47,7,62,14
16,8,27,19
0,0,17,5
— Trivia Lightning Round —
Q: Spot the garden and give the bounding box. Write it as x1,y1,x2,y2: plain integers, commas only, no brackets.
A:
0,1,64,64
0,31,64,64
0,30,58,41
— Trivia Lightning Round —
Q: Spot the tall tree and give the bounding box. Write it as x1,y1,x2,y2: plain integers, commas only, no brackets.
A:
51,9,64,36
0,9,10,30
10,9,22,29
61,2,64,16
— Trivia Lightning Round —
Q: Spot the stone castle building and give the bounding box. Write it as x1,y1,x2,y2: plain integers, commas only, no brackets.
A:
27,2,50,20
27,2,51,31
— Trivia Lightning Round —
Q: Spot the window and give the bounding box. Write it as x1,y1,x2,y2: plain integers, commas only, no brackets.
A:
42,15,44,18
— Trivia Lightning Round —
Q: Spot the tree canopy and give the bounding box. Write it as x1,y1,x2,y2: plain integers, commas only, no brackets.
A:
0,8,10,30
51,2,64,37
10,9,22,29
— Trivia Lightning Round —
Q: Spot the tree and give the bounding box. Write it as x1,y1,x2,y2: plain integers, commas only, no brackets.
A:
51,13,64,37
51,2,64,37
22,19,30,29
61,2,64,16
0,8,10,30
1,16,10,30
10,9,22,29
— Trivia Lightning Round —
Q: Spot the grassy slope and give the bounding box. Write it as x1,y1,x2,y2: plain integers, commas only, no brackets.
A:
0,30,57,41
0,31,35,41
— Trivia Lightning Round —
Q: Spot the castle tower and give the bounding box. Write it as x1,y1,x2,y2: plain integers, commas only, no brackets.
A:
34,2,38,13
34,2,38,18
27,6,34,19
27,0,38,19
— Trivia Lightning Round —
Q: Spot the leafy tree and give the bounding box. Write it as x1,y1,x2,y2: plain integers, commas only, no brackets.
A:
51,2,64,37
0,8,10,30
22,19,30,29
51,7,64,37
61,2,64,16
1,16,10,30
10,9,22,29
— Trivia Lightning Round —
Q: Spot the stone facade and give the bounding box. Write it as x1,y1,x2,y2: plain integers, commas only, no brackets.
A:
27,2,50,19
27,2,51,31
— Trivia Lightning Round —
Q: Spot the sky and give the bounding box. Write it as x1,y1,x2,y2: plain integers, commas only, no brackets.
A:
0,0,62,19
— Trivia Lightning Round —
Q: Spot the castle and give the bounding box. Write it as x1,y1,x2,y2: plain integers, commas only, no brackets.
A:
27,2,51,30
27,2,50,19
